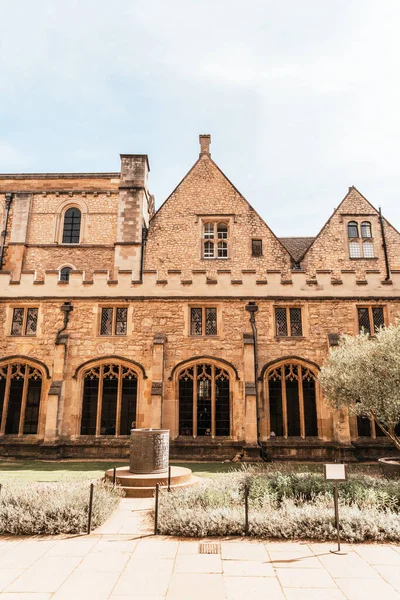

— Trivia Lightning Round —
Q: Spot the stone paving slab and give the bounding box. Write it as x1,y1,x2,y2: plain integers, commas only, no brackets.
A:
0,498,400,599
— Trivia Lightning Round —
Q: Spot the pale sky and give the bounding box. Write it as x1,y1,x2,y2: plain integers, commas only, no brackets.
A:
1,0,400,236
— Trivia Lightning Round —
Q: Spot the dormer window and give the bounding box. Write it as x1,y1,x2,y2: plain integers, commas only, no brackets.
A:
347,220,374,258
202,221,229,259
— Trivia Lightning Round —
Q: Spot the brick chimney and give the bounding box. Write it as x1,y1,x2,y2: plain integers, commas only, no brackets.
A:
199,134,211,157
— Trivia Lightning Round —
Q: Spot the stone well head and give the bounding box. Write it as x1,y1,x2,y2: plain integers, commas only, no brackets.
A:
129,428,170,474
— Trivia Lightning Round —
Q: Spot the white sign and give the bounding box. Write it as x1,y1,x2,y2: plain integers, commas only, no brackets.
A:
324,464,347,482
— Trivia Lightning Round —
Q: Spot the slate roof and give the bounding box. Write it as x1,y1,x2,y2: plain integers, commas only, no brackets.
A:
278,237,316,262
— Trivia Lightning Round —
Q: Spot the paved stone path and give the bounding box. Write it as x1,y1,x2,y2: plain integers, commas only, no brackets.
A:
0,498,399,599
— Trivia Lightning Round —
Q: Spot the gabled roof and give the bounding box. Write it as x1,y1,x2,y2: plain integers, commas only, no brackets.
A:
279,237,315,262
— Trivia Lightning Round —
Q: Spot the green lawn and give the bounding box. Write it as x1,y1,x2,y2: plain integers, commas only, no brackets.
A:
0,459,381,482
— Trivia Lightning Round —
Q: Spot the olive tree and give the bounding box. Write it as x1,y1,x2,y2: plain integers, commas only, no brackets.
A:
319,325,400,452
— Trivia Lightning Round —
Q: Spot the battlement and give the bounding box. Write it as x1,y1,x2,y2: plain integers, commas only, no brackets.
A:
1,268,399,298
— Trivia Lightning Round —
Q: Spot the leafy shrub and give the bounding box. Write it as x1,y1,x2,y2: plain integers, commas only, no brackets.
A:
156,468,400,541
0,480,122,535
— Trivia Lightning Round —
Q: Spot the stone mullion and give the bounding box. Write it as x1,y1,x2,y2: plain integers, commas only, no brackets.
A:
281,368,288,438
193,364,198,438
115,365,122,436
18,367,30,436
298,366,305,439
95,365,104,437
211,365,216,438
0,365,12,434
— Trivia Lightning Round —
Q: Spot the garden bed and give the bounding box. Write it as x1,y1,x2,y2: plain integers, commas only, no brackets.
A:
156,466,400,542
0,480,122,535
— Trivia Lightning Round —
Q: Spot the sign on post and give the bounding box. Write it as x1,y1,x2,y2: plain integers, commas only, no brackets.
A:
324,463,347,554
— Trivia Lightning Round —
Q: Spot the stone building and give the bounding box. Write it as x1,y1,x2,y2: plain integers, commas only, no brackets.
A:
0,134,399,461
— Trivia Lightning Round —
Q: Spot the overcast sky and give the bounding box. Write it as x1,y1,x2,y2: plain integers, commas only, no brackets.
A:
1,1,400,236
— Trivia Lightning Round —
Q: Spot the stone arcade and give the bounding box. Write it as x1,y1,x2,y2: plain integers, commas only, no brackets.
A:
1,135,400,461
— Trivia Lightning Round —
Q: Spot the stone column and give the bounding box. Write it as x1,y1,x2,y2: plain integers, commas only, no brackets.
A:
150,333,166,428
243,333,258,444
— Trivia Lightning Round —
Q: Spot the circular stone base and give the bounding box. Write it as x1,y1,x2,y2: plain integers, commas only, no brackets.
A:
105,465,199,497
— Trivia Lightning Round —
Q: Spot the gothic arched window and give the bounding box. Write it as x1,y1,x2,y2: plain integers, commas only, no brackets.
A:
59,267,72,282
80,363,138,436
62,207,81,244
0,362,43,435
178,362,230,437
267,361,318,438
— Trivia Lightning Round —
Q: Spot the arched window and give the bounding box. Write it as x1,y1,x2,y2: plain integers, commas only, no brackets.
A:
217,241,228,258
178,362,230,437
266,362,318,438
347,221,359,238
361,221,372,238
80,363,138,436
62,207,81,244
217,223,228,239
0,362,43,435
202,221,229,258
203,241,214,258
59,267,72,282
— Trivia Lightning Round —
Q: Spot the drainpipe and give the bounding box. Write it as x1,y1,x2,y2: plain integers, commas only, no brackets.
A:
140,224,148,282
55,302,74,345
245,301,269,462
0,193,14,269
379,207,391,281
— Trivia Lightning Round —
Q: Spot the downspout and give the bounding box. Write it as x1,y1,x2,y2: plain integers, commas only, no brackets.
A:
55,302,74,345
140,224,148,282
0,193,14,269
379,207,391,281
245,301,269,462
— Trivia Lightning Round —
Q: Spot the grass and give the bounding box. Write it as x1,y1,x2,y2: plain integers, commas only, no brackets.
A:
0,459,383,482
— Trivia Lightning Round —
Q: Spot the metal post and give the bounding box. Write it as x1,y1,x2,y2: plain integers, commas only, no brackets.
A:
154,483,160,535
113,466,117,487
244,483,249,535
87,483,94,535
168,466,171,492
330,482,346,554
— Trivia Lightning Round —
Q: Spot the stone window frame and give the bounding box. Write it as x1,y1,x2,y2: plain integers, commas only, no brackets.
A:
263,358,322,440
251,239,263,257
187,304,222,338
58,263,76,283
6,305,40,338
75,357,144,438
273,304,306,338
346,218,376,259
95,304,132,338
54,198,88,245
173,357,237,440
201,218,230,260
0,357,47,438
354,303,387,336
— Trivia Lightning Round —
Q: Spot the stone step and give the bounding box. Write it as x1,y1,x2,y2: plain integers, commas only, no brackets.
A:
120,475,200,498
104,465,192,488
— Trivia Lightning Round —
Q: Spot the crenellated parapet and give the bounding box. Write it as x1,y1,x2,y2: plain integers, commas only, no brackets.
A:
1,268,400,298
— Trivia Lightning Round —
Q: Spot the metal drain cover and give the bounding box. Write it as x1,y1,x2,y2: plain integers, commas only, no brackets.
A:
199,542,221,554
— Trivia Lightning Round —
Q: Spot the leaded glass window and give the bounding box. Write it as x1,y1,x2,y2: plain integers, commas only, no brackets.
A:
0,362,43,435
205,308,217,336
62,207,81,244
80,363,138,436
178,362,230,437
357,306,385,334
363,241,374,258
275,307,303,337
11,307,38,336
349,241,362,258
348,221,359,238
267,362,318,438
100,307,128,336
190,307,217,336
361,221,372,238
